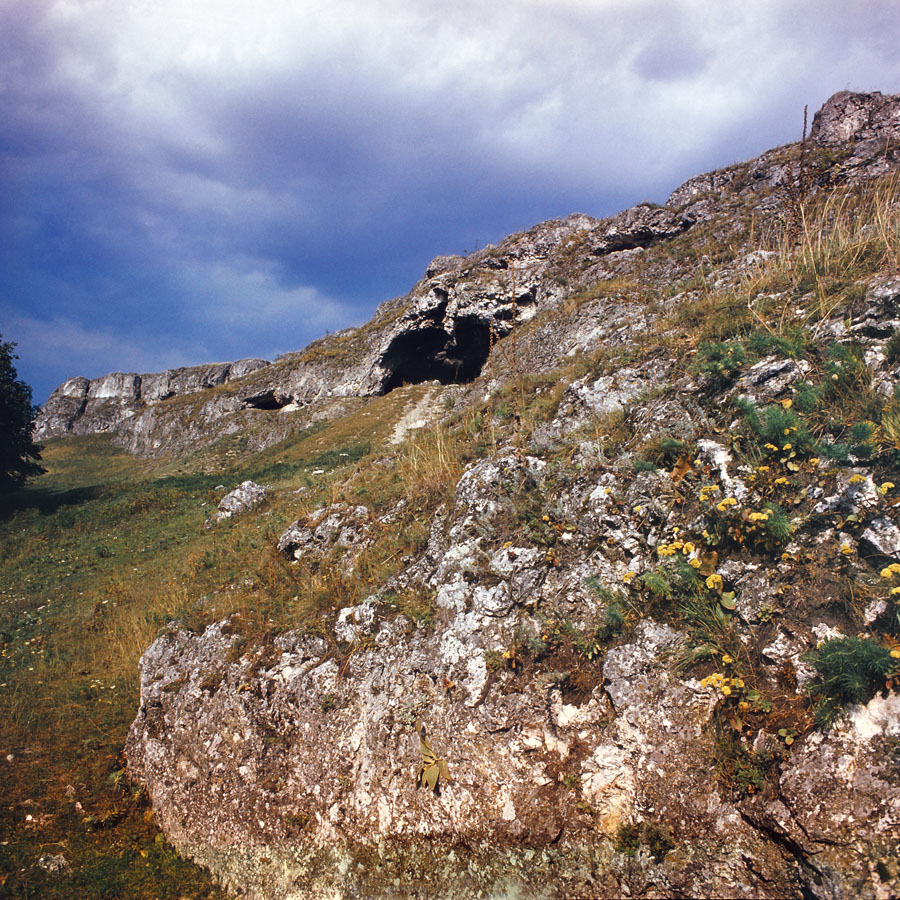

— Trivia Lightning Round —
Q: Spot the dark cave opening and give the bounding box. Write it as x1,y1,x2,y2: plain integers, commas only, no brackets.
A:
379,316,493,393
241,390,291,410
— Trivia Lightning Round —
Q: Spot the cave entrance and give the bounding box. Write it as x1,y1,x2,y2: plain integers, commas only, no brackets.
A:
379,316,493,393
242,390,290,410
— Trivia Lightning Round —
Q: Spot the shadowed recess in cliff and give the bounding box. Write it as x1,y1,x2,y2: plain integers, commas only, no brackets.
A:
241,389,292,410
379,316,493,392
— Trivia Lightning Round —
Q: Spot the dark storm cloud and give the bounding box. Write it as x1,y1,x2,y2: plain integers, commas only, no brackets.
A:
2,0,900,402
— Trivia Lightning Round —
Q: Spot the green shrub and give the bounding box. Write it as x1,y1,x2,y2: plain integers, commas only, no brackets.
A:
695,341,749,380
745,328,806,359
807,636,897,727
793,381,822,414
734,398,816,455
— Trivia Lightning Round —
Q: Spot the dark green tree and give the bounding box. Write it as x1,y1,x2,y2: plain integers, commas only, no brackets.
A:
0,334,45,491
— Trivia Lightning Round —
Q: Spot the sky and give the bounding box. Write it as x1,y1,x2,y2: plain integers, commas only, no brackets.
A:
2,0,900,404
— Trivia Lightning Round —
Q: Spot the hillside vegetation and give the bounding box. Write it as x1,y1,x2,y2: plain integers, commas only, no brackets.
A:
3,92,900,899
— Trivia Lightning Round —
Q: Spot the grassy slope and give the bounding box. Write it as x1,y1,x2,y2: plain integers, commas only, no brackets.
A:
1,173,899,897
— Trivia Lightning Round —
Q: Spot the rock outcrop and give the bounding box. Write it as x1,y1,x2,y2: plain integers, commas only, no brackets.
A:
35,359,269,441
127,438,900,898
205,481,268,527
114,90,900,899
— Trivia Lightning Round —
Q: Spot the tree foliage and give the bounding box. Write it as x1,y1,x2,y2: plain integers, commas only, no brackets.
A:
0,334,45,491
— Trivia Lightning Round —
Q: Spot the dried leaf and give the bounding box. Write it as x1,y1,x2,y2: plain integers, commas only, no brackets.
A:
720,591,737,610
417,722,436,764
699,550,718,575
438,758,450,781
671,456,692,483
424,764,439,792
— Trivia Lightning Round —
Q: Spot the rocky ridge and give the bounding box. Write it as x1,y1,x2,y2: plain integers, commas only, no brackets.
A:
35,359,269,442
112,91,900,899
37,90,900,460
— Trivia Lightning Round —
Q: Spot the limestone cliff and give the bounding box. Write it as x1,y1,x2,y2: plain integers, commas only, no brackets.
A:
35,359,269,442
117,91,900,899
39,90,900,460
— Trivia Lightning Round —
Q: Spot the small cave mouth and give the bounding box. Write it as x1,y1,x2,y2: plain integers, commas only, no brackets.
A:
379,316,493,393
242,390,292,411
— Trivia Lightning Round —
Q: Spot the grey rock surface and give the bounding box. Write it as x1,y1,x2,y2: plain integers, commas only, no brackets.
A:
88,89,900,898
207,481,268,526
35,359,270,441
127,433,900,898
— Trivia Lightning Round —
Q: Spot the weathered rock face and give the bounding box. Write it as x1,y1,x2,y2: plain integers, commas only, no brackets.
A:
810,90,900,147
38,91,900,458
277,504,374,574
35,359,270,441
127,443,900,899
116,89,900,898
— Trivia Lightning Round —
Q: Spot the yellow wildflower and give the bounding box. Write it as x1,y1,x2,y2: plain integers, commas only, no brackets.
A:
764,442,779,452
721,685,732,696
881,567,893,578
849,473,866,484
878,481,895,496
781,398,793,409
774,477,789,485
891,586,900,595
840,543,853,555
706,574,723,591
809,458,820,466
689,558,702,568
623,571,637,583
782,443,792,450
682,542,695,555
891,649,900,659
758,465,770,473
721,653,733,664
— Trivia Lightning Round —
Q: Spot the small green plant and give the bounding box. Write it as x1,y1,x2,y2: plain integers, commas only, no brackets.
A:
713,714,774,796
734,398,816,456
807,636,898,728
614,821,675,862
694,341,749,380
793,381,822,414
584,578,628,644
744,327,806,359
635,434,689,471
